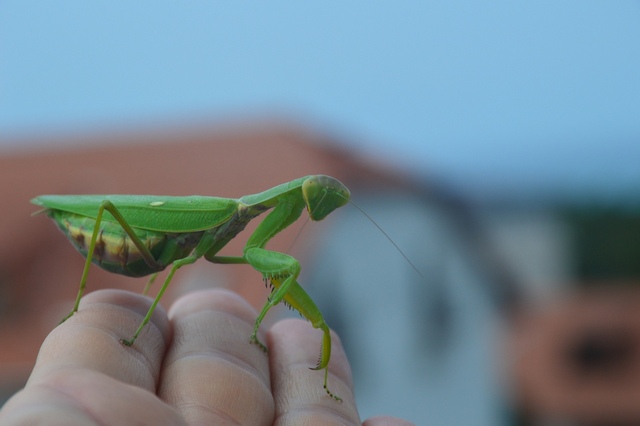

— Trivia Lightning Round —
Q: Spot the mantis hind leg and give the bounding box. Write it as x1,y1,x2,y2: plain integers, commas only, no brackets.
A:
61,200,163,324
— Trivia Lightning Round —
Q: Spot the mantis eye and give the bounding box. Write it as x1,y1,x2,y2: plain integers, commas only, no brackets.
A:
302,175,350,221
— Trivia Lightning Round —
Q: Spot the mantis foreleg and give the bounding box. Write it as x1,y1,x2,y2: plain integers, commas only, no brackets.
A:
242,247,342,401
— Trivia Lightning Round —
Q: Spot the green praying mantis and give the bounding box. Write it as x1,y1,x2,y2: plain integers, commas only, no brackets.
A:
31,175,350,401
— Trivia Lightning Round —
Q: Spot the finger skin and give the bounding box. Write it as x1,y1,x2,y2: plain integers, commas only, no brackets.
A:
0,289,415,426
268,318,360,425
160,289,274,425
0,289,184,425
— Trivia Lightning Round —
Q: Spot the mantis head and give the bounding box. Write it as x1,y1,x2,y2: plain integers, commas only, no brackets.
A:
302,175,350,221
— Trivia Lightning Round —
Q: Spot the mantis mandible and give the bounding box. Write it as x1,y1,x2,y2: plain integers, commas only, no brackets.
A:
31,175,350,401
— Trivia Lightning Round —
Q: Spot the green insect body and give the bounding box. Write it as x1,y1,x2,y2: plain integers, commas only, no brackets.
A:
32,175,350,401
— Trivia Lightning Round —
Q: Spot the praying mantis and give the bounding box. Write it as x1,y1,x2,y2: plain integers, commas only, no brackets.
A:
31,175,350,401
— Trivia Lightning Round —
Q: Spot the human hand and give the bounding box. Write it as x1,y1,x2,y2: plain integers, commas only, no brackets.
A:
0,288,413,425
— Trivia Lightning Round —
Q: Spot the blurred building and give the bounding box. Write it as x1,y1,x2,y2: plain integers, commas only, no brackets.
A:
0,121,581,424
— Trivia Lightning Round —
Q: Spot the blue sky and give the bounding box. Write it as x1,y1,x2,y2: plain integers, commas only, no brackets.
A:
1,1,639,198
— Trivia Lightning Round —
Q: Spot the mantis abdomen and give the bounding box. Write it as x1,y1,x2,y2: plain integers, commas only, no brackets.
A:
50,211,204,277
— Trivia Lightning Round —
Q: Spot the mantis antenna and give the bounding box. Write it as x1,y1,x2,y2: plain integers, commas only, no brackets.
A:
348,199,425,281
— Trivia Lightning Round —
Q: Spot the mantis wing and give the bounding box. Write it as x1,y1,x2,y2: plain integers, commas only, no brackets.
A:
31,195,239,233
